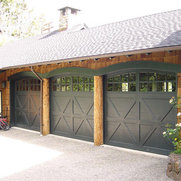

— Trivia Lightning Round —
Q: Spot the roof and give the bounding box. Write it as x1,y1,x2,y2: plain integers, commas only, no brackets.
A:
0,9,181,69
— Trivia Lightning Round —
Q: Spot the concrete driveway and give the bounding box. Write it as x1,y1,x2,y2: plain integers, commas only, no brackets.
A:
0,128,171,181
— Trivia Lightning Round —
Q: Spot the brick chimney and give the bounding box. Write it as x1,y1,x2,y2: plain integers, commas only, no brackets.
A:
58,6,81,31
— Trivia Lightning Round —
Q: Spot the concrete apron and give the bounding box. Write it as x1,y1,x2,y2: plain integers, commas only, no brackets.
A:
0,127,171,181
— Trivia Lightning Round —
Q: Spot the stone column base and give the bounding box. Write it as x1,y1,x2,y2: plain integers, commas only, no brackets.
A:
167,153,181,181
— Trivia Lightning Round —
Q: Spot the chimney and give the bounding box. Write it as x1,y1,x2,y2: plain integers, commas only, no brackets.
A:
58,6,81,31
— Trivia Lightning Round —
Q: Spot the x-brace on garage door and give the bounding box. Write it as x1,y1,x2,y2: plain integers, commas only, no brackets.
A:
50,76,94,141
104,71,177,155
14,78,40,131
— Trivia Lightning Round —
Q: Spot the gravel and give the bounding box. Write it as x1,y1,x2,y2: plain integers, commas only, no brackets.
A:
0,127,171,181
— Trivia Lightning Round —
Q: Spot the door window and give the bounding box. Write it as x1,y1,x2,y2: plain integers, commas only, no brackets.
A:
107,73,136,92
15,79,40,91
139,72,176,92
107,71,176,93
52,76,94,92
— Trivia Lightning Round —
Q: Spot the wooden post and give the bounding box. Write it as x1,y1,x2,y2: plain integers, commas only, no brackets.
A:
6,80,10,124
94,76,103,146
177,73,181,123
42,78,50,135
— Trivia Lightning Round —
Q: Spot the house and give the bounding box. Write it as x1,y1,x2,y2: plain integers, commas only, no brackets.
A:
0,7,181,155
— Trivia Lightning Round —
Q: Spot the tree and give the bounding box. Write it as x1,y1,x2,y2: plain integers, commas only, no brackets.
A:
0,0,45,40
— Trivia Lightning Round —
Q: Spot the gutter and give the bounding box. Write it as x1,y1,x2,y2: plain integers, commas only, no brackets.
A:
30,66,43,136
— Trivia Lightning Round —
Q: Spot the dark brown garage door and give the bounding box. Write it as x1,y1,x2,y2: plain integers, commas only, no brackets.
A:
50,76,94,141
14,79,40,131
104,71,177,154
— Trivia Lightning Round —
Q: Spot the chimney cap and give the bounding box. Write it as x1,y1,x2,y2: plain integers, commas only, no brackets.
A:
58,6,81,12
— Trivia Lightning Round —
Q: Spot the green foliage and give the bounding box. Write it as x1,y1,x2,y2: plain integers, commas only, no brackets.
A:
163,123,181,150
0,0,45,42
163,97,181,151
173,149,181,154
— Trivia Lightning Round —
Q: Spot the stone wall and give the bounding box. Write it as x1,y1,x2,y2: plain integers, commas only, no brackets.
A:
167,153,181,180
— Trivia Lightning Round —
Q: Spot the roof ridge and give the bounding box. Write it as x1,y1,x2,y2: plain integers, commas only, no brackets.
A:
53,9,181,36
82,9,181,31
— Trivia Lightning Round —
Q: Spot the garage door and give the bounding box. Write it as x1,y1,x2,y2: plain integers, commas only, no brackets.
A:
50,76,94,141
14,79,40,131
104,71,177,154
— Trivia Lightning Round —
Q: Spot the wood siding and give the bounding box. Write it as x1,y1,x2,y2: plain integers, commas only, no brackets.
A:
177,73,181,123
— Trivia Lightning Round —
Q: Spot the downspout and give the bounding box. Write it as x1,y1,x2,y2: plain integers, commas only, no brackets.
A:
30,66,43,136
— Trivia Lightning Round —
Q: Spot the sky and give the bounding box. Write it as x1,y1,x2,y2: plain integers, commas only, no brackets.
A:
27,0,181,29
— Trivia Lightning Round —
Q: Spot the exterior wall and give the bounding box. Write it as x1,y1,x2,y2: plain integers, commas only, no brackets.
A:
0,49,181,123
2,80,10,122
177,73,181,123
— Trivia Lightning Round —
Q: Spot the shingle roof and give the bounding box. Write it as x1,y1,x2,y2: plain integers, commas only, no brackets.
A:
0,9,181,69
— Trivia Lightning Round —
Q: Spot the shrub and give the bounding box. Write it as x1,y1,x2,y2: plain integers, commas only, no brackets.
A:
163,97,181,153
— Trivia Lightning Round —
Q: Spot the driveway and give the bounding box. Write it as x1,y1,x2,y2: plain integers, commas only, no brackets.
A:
0,128,171,181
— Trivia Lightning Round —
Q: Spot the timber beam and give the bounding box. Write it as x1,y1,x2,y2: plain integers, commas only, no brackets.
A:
94,76,103,145
42,78,50,135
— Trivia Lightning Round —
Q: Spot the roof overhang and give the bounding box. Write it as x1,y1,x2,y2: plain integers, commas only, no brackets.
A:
1,45,181,70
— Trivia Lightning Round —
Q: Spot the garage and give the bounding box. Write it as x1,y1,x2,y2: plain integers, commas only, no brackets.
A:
50,76,94,141
104,70,177,154
13,78,41,131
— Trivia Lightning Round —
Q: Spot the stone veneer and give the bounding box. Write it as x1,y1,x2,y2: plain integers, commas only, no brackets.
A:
167,153,181,181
